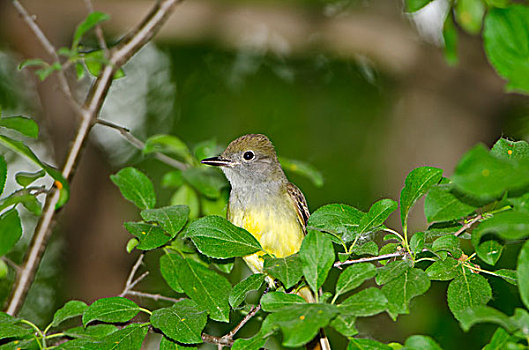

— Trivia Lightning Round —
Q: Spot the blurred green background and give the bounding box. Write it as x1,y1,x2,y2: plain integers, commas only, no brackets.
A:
0,0,528,348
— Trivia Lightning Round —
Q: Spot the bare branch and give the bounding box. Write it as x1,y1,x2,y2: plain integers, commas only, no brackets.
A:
225,305,260,340
202,333,234,347
124,290,184,304
82,0,109,57
6,0,182,316
119,253,145,297
11,0,80,112
334,251,406,268
454,214,482,237
96,119,189,171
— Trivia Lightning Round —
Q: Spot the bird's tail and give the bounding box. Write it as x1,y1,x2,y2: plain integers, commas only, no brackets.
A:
296,286,331,350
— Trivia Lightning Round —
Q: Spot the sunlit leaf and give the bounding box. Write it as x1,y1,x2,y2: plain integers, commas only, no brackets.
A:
150,299,207,344
110,167,156,209
0,116,39,138
299,229,334,294
0,209,22,257
82,297,140,326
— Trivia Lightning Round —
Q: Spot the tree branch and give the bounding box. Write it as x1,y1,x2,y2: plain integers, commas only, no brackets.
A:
96,119,189,171
334,251,406,268
454,214,482,237
124,290,184,304
5,0,182,316
12,0,80,112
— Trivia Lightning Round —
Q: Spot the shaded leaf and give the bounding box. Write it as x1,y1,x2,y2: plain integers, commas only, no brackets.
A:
347,338,392,350
15,170,45,187
64,324,118,340
475,211,529,240
111,167,156,209
400,167,443,228
382,267,430,319
183,168,226,199
339,287,388,317
494,269,517,285
141,205,189,239
0,156,5,195
376,260,412,285
171,184,199,219
263,254,303,289
491,139,529,160
99,323,147,350
52,300,88,327
185,215,262,259
307,204,364,243
458,305,515,332
425,258,460,281
0,209,22,257
404,335,442,350
261,292,306,312
350,241,378,256
150,299,207,344
279,157,324,187
424,184,477,223
357,199,397,234
517,240,529,309
160,336,198,350
82,297,140,326
229,274,265,308
299,230,335,293
124,222,172,250
483,328,511,350
0,116,38,138
447,271,492,321
330,313,358,337
410,232,425,255
335,263,376,299
160,252,184,293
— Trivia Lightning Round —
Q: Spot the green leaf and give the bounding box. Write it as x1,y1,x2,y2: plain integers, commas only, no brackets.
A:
0,191,42,216
483,6,529,93
491,139,529,160
425,258,460,281
0,156,5,195
35,62,62,81
0,135,69,207
475,239,503,266
0,260,7,279
0,209,22,256
443,11,459,65
111,167,156,209
185,215,261,259
160,253,184,293
52,300,88,327
194,139,221,161
171,184,199,219
350,241,378,256
99,323,147,350
335,263,377,299
517,240,529,309
357,199,397,234
483,328,511,350
229,274,265,308
263,254,303,289
339,287,388,317
405,0,433,12
126,238,139,253
18,58,46,70
15,169,45,187
82,297,140,326
160,336,198,350
474,211,529,240
72,11,110,49
262,303,338,347
382,267,430,319
150,299,207,344
63,324,118,340
375,260,412,285
458,305,515,332
404,335,442,350
231,333,268,350
400,167,443,228
140,205,189,239
348,338,392,350
330,313,358,337
455,0,485,34
261,292,306,312
299,230,335,294
124,222,172,250
279,157,324,187
494,269,517,285
144,134,192,163
447,271,492,321
172,254,231,322
162,170,184,188
451,144,529,200
432,235,459,256
307,203,364,243
410,232,425,255
424,184,478,223
0,116,38,139
182,168,226,199
511,308,529,338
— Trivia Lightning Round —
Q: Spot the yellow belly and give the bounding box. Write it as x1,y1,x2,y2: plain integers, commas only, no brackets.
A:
228,207,304,273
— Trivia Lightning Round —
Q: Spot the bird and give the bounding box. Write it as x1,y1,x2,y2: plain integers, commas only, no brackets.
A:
201,133,330,350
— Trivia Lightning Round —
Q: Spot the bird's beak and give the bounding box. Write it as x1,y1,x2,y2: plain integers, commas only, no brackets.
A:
201,156,234,167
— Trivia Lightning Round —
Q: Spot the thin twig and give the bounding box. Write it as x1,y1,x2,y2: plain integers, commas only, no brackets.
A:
125,290,184,303
454,214,482,237
225,305,261,340
11,0,80,112
334,251,406,268
2,257,21,273
96,119,189,171
119,253,145,297
82,0,109,57
5,0,182,316
202,334,234,347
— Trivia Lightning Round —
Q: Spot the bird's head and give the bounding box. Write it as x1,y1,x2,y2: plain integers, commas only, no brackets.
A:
201,134,286,187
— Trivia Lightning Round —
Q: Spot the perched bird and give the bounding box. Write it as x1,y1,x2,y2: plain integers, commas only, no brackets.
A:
201,133,329,350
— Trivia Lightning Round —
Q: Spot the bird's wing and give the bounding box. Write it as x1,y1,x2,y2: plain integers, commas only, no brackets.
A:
287,182,310,231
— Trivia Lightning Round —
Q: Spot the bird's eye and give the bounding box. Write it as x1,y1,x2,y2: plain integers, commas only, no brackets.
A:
243,151,255,161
